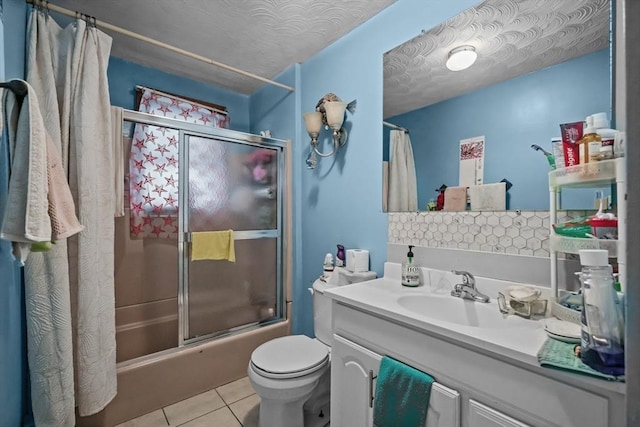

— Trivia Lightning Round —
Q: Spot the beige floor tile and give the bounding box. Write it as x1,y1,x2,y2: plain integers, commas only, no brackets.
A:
229,394,260,427
164,389,226,426
115,409,168,427
216,377,255,405
179,407,241,427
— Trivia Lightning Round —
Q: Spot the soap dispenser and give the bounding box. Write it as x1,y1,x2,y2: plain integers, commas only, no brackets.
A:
401,245,421,287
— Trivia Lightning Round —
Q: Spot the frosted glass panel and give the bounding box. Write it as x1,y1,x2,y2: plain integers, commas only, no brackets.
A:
185,134,282,341
188,136,278,231
187,238,278,339
128,122,180,239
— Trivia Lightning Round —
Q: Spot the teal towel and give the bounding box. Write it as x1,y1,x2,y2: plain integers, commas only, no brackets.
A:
373,356,434,427
537,338,625,382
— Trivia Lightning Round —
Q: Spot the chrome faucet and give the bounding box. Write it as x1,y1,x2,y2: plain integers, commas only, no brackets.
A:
450,270,490,303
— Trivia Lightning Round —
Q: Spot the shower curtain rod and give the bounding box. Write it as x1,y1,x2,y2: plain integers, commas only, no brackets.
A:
383,121,409,133
26,0,295,93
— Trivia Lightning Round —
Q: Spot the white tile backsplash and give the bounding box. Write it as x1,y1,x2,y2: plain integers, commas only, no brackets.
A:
388,210,587,257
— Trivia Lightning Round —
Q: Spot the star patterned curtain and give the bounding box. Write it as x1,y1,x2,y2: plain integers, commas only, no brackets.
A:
129,89,229,239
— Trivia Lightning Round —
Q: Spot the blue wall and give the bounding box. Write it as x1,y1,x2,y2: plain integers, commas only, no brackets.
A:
293,0,480,336
0,1,28,426
249,64,303,333
384,49,611,210
249,65,298,139
108,57,251,133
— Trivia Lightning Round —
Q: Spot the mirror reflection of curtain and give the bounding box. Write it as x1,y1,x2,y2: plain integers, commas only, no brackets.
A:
129,89,229,239
387,130,418,211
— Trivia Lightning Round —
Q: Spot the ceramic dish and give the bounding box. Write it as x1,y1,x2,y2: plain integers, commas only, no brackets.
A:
545,329,581,344
506,285,541,302
544,318,581,339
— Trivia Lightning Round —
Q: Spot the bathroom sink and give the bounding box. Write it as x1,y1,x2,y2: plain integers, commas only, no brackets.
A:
396,294,528,329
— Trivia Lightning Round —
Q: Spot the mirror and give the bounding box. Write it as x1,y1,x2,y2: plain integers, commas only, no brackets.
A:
382,0,611,212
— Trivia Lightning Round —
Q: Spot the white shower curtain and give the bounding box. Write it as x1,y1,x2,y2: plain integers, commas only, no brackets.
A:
26,9,116,425
388,129,418,212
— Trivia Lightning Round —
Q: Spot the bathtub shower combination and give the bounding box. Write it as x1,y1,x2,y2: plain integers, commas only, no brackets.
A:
80,110,290,426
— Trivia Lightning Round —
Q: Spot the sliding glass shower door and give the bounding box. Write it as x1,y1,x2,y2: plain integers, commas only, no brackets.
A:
181,133,285,343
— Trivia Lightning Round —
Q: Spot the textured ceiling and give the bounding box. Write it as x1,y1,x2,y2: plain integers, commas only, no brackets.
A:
47,0,396,95
384,0,610,119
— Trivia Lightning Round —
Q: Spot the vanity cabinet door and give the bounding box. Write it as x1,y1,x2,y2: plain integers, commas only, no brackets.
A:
331,334,381,427
468,400,532,427
331,334,461,427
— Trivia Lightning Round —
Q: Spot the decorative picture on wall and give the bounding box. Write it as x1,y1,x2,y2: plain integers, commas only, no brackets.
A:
459,135,484,188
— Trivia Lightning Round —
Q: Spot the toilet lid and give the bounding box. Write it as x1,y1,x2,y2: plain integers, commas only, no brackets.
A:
251,335,329,379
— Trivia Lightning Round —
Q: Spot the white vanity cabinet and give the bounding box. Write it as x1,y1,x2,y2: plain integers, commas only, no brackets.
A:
328,299,625,427
331,334,461,427
468,400,531,427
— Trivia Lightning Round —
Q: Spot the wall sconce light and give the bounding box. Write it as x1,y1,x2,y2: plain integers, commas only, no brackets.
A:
446,45,477,71
304,93,354,169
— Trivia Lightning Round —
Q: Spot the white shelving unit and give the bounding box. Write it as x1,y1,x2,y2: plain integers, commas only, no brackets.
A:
549,158,627,300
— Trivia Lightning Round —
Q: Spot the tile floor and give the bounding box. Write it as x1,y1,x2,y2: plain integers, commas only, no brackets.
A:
116,377,259,427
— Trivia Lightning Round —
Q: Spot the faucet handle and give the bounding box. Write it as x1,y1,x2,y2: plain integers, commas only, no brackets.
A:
451,270,475,286
451,283,463,297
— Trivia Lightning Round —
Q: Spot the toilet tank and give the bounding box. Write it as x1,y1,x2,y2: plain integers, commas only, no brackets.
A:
312,268,377,346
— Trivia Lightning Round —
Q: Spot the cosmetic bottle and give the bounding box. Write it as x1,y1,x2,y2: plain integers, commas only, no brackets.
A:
592,112,615,160
323,253,334,273
578,115,601,164
401,245,420,287
578,249,625,376
336,245,345,267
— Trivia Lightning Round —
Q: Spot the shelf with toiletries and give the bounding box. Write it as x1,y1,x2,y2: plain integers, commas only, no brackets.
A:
548,154,626,300
548,158,621,188
549,234,619,257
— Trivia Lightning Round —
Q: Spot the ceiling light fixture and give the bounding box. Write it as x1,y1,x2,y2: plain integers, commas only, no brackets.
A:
446,45,477,71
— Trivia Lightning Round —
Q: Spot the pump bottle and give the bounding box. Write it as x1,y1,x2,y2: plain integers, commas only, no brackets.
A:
578,115,601,164
401,245,421,287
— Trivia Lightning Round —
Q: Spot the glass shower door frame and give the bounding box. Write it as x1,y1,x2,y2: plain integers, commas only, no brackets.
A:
120,110,287,349
179,130,287,346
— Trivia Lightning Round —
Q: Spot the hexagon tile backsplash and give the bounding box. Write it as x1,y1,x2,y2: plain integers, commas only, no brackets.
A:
388,211,587,257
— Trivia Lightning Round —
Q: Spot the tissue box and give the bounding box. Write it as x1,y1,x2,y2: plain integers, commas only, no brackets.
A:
346,249,369,273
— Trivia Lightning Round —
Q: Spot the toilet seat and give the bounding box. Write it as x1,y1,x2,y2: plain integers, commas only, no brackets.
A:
250,335,330,379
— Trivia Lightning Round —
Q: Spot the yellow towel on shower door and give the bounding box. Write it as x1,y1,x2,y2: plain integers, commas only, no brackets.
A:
191,230,236,262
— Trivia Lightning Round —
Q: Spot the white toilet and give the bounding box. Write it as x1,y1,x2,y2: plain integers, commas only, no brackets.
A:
248,269,375,427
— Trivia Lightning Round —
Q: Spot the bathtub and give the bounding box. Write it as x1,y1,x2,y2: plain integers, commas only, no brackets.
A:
76,303,290,426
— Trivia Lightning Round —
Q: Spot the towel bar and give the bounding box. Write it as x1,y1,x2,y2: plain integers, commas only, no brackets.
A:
184,230,278,243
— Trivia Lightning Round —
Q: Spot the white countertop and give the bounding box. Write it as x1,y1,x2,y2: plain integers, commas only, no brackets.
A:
324,263,625,395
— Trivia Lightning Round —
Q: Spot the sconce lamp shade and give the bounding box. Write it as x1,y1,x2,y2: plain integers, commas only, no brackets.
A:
446,45,477,71
304,94,353,169
324,101,347,130
304,111,323,135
